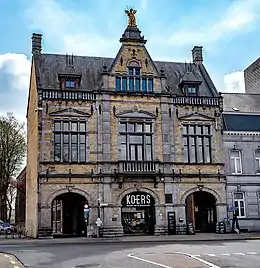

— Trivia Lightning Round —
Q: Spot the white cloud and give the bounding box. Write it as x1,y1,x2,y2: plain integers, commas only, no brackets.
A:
222,71,245,93
0,53,31,91
169,0,260,46
0,53,31,123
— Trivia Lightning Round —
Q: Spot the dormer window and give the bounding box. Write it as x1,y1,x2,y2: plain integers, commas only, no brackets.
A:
65,81,76,88
178,65,202,96
187,86,197,96
58,74,82,90
115,60,154,93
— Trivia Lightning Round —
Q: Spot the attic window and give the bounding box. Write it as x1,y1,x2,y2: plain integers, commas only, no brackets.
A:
66,81,76,88
58,74,82,90
187,86,197,96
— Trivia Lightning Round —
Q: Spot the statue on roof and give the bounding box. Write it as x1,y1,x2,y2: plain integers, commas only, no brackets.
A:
125,8,137,27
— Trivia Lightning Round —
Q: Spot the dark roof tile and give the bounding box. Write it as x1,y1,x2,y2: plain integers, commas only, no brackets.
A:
37,54,218,97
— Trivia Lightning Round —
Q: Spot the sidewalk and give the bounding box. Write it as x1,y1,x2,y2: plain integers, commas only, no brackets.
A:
0,232,260,246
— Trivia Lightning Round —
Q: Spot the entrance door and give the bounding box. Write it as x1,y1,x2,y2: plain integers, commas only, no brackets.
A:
186,191,217,232
121,192,155,235
52,192,87,237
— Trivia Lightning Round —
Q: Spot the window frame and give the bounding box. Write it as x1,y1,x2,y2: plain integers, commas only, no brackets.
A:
115,65,154,92
233,192,246,218
53,120,87,163
255,150,260,174
230,150,243,174
182,124,212,163
119,121,153,161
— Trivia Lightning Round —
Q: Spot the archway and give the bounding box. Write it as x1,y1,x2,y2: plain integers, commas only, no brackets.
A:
51,192,88,237
186,191,217,233
121,191,155,235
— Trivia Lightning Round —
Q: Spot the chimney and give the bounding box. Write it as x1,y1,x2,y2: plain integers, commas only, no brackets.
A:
31,33,42,55
192,46,203,64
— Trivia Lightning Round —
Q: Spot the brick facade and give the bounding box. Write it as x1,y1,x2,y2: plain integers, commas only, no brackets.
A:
26,16,227,238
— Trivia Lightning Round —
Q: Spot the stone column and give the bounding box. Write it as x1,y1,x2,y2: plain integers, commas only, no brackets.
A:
154,205,167,235
216,203,228,222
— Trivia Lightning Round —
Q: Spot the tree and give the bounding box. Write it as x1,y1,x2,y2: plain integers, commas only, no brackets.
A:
0,113,26,221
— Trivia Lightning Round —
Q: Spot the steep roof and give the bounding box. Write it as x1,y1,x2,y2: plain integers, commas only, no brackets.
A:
37,53,218,97
222,93,260,113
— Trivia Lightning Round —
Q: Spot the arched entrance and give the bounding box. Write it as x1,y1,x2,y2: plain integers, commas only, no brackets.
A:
186,191,217,232
121,191,155,235
51,192,88,237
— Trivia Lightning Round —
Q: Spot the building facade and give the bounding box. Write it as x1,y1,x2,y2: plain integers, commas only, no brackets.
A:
223,67,260,232
15,167,26,225
26,10,227,238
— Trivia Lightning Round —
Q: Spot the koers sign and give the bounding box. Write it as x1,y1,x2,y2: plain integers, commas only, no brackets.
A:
125,193,151,207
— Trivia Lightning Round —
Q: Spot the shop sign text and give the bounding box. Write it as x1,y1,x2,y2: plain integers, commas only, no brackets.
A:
125,193,151,207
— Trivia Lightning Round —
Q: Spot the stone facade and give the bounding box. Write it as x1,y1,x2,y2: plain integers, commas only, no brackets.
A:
26,16,227,238
223,66,260,231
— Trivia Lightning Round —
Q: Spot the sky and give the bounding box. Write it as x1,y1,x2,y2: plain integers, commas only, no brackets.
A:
1,0,260,123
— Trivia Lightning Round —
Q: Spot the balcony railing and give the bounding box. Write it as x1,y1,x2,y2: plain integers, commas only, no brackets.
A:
173,96,220,106
40,89,96,101
118,161,158,173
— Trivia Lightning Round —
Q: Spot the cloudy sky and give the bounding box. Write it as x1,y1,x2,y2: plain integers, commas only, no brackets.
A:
1,0,260,123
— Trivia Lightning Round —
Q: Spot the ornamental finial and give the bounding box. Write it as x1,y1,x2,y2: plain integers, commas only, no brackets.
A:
125,7,137,27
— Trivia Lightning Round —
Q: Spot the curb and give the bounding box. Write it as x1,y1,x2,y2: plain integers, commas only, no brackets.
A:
0,235,260,246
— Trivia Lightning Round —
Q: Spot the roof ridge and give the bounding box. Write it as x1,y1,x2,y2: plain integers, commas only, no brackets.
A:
222,92,260,95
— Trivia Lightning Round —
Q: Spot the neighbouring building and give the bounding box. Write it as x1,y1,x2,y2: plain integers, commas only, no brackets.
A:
223,60,260,232
15,167,26,225
244,57,260,94
26,9,226,238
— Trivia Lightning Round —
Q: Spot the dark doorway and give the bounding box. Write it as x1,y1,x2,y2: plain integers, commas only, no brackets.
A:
121,191,155,235
186,191,217,233
52,192,87,237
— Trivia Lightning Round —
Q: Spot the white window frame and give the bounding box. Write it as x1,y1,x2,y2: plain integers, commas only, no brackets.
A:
234,192,246,218
230,150,242,174
255,150,260,174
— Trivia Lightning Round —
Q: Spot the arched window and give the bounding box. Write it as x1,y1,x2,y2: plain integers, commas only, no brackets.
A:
115,60,154,93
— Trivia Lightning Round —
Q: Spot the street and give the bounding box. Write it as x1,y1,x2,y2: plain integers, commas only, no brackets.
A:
1,238,260,267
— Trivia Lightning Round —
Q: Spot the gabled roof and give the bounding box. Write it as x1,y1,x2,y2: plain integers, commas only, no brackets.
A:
36,53,218,97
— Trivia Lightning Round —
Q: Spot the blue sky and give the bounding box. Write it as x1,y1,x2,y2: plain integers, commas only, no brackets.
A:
1,0,260,123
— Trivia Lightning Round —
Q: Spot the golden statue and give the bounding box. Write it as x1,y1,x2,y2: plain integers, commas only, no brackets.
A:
125,8,137,27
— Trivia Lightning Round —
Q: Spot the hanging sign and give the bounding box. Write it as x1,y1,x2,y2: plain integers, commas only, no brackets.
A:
125,193,151,207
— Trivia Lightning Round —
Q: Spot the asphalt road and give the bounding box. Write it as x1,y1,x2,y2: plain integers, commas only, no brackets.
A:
1,239,260,267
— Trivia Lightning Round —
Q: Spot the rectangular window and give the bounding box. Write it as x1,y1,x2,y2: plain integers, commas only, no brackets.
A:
255,150,260,174
142,78,147,92
65,81,75,88
129,77,134,91
148,78,153,92
234,192,246,218
187,87,197,95
128,68,134,75
119,122,153,161
183,124,212,163
53,121,87,162
135,78,140,91
115,77,121,91
122,77,127,90
165,194,173,204
230,150,242,174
